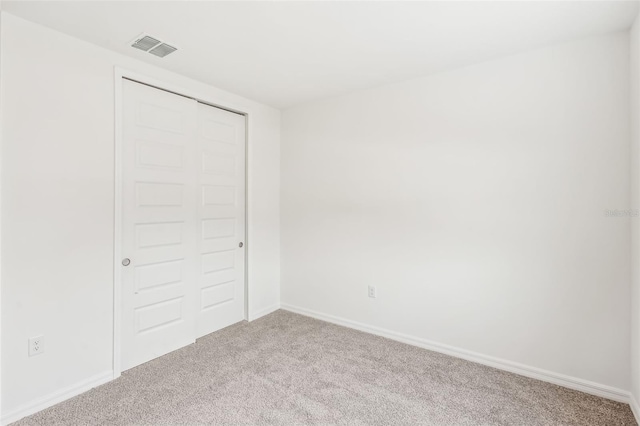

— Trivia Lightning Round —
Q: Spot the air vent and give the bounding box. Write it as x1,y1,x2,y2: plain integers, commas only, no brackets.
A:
131,35,161,51
149,43,177,58
130,33,177,58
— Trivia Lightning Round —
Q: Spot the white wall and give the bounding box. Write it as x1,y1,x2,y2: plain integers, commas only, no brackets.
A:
630,12,640,417
0,13,280,420
281,32,631,395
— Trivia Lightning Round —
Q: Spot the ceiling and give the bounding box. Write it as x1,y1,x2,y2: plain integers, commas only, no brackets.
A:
3,1,639,109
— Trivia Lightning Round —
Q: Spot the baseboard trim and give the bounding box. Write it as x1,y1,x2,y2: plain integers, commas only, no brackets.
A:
2,309,631,424
630,393,640,424
1,371,113,425
248,303,280,322
281,303,630,404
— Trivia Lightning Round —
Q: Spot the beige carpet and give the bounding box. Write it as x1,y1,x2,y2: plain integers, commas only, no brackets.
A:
14,310,636,425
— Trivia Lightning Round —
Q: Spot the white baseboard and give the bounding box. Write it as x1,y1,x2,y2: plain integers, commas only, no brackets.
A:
248,303,280,322
1,303,279,424
2,308,633,424
281,303,631,404
1,371,113,426
630,393,640,424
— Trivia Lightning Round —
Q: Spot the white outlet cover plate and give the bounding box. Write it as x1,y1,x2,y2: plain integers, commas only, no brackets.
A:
28,335,44,357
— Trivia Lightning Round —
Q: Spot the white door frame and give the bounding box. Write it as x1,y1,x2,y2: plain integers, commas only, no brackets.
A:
112,67,251,379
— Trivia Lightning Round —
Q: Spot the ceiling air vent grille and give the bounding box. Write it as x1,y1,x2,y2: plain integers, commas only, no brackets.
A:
149,43,177,58
130,34,177,58
131,35,161,51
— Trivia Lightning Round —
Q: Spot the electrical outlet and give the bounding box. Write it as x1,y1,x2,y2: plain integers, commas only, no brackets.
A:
28,335,44,357
368,285,377,299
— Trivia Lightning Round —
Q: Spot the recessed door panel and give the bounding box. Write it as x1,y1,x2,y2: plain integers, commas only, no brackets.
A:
136,182,184,207
201,282,235,310
202,185,236,206
137,140,184,170
135,222,184,249
134,259,184,291
202,151,236,176
202,250,235,274
201,118,236,144
202,218,235,240
135,297,184,333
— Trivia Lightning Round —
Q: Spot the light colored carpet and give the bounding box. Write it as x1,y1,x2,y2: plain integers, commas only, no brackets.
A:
14,310,636,425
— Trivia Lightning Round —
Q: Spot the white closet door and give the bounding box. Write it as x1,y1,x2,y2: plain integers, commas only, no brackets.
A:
196,102,246,337
121,80,198,370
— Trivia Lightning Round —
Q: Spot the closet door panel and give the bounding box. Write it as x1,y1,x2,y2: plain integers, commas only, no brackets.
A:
196,103,246,337
121,80,198,370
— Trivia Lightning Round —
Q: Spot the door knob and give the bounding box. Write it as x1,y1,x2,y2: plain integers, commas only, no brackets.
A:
122,258,131,266
238,242,243,248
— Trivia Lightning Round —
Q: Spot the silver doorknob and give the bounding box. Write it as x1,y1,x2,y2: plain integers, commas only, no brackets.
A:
122,258,131,266
238,242,243,248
